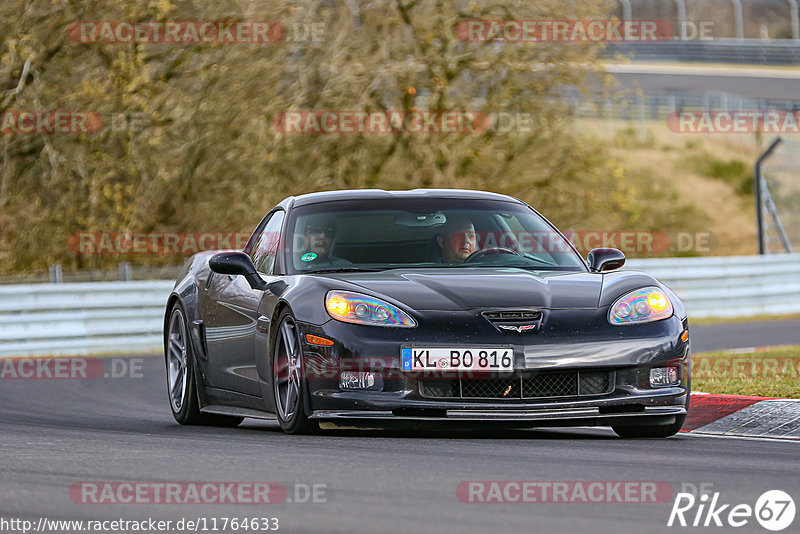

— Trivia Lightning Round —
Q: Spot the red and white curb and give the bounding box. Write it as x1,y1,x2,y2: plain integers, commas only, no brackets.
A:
682,393,800,440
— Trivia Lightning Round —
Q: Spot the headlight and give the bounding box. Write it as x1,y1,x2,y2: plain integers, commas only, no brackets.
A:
325,291,416,327
608,286,673,325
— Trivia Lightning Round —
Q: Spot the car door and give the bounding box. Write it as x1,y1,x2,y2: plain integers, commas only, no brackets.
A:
203,210,285,397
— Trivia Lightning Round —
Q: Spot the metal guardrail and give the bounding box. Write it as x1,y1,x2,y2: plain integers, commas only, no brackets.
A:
570,93,800,122
0,264,184,285
604,39,800,65
0,281,173,357
625,254,800,319
0,254,798,357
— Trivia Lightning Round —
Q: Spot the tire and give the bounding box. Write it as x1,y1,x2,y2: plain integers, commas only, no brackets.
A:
271,309,318,434
611,414,686,438
165,303,243,427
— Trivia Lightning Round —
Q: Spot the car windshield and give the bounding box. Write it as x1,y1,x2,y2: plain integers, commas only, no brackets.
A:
285,197,586,274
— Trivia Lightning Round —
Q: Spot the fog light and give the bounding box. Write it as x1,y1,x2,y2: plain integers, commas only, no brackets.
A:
650,366,680,387
340,371,383,391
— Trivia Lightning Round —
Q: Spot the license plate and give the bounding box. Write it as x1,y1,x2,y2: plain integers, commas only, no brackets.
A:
401,347,513,372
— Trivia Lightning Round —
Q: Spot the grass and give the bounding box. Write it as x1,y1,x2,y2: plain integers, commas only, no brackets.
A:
682,153,752,195
692,345,800,398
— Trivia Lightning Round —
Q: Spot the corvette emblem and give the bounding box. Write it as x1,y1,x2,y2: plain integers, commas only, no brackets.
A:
497,324,538,333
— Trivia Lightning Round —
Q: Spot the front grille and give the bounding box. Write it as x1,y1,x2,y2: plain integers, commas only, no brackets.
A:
462,376,521,398
418,379,458,398
419,370,615,400
579,370,611,395
522,372,577,397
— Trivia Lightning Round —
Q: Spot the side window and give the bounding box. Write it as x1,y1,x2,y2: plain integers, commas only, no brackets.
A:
252,211,285,275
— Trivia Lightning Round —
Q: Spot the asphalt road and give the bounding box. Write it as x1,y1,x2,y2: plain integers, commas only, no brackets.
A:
691,318,800,353
603,64,800,100
0,355,798,534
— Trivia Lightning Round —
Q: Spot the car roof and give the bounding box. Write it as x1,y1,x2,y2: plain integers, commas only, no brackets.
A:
281,189,524,209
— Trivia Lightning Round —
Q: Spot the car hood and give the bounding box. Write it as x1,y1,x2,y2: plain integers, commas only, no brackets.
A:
322,268,602,311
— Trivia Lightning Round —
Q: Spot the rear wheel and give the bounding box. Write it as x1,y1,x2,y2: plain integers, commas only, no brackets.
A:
165,303,243,427
611,414,686,438
272,310,318,434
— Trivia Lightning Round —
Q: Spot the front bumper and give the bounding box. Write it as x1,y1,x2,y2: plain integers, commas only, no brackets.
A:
294,308,691,427
309,386,688,426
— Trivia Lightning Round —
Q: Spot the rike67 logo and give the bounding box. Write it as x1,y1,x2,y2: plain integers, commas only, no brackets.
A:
668,487,795,531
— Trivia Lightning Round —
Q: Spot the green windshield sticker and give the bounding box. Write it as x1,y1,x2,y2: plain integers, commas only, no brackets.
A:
301,252,317,262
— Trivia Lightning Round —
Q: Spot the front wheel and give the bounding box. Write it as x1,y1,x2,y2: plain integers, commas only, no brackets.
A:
165,303,243,427
271,310,318,434
611,414,686,438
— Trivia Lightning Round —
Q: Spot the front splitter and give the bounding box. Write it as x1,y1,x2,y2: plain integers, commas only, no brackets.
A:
310,405,685,422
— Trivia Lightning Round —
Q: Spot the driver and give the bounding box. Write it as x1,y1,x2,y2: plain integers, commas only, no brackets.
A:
436,215,477,263
297,215,350,267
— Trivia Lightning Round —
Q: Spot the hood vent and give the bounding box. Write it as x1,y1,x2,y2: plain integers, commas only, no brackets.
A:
482,310,543,333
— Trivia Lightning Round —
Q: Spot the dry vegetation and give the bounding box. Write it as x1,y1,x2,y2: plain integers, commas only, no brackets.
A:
0,0,776,275
584,121,769,256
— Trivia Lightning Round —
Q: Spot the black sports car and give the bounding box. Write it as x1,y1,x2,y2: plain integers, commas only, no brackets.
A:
164,189,690,437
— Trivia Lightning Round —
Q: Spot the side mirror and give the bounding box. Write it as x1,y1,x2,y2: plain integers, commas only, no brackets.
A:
587,248,626,272
209,251,267,290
